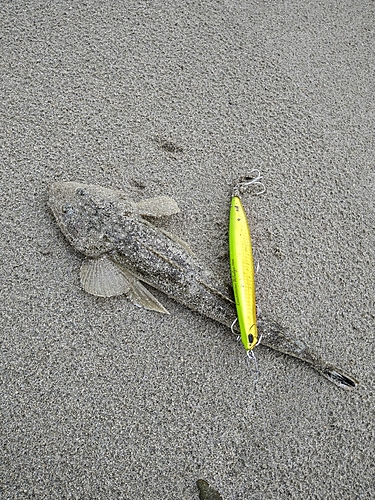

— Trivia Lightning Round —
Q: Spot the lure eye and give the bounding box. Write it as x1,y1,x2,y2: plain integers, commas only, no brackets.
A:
248,333,254,344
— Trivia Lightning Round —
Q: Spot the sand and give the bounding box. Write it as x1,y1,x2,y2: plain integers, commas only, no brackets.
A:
1,1,374,498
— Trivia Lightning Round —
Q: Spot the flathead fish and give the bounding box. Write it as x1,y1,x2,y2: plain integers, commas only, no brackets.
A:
48,181,358,390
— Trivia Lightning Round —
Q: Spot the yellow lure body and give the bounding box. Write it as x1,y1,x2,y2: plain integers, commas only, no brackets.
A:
229,196,258,351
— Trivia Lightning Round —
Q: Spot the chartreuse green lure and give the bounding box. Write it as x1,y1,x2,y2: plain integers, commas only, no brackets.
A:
229,195,258,351
229,170,265,352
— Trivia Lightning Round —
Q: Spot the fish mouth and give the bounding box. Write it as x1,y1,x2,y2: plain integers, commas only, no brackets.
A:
48,181,85,201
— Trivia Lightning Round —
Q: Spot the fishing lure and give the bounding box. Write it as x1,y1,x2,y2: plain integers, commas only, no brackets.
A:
229,171,265,352
229,195,258,350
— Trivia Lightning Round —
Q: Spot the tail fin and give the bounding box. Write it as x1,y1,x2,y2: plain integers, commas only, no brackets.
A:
321,367,359,390
257,317,359,390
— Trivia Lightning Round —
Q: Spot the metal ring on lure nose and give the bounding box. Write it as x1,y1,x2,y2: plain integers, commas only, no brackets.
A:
232,168,266,197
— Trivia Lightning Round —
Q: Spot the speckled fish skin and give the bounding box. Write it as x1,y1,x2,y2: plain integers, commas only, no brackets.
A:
48,181,359,390
48,181,237,326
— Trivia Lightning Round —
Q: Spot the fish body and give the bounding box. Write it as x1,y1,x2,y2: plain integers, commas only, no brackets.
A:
49,181,236,324
48,181,358,390
229,195,258,351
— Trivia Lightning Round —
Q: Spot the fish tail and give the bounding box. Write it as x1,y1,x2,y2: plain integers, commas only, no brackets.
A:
257,317,359,390
318,365,359,390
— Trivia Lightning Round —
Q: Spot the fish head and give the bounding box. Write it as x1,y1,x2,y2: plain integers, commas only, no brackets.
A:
48,181,134,257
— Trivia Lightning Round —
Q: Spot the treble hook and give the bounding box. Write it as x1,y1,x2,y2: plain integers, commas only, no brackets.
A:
232,168,266,198
231,316,261,383
230,317,238,335
246,349,260,385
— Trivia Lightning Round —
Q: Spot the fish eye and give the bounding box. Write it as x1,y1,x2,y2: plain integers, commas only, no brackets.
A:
76,188,86,196
62,204,74,215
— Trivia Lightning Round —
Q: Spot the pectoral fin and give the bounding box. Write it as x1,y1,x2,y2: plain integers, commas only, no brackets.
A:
135,196,180,217
80,255,169,314
80,256,131,297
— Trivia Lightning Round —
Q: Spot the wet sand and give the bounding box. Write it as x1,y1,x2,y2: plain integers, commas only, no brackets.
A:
1,1,374,498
